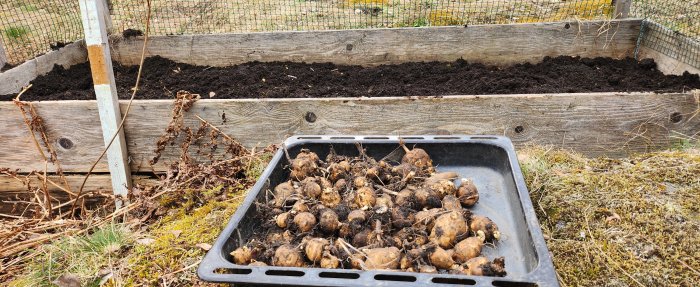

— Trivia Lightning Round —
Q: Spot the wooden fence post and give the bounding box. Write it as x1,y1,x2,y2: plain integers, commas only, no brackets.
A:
78,0,131,207
613,0,632,19
0,40,7,70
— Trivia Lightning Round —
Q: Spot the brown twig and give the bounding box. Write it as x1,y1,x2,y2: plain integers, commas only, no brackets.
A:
13,85,46,161
72,0,153,215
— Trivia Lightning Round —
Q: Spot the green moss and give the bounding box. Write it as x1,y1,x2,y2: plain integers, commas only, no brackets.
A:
119,186,248,286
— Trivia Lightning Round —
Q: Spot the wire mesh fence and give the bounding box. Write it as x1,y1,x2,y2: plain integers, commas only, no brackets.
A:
0,0,82,66
0,0,697,67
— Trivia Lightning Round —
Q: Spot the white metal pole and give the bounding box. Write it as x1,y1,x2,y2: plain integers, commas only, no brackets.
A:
78,0,131,207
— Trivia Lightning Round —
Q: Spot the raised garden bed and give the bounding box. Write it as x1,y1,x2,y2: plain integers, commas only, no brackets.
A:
0,19,698,196
2,55,699,101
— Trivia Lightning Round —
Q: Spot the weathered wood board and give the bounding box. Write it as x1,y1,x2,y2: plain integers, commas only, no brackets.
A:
1,92,698,173
0,174,154,214
0,41,87,95
637,20,700,76
111,19,642,67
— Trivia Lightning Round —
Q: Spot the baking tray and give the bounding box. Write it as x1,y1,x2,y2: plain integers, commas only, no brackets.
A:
198,135,558,287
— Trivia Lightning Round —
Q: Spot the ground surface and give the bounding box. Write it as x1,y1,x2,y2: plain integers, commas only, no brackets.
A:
3,56,700,101
4,144,699,286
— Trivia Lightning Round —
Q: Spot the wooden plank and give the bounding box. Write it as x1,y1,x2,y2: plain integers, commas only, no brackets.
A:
613,0,632,19
79,0,131,202
0,174,155,193
0,174,155,215
636,20,699,76
0,40,6,70
0,92,698,173
0,41,87,95
638,47,700,76
111,19,642,67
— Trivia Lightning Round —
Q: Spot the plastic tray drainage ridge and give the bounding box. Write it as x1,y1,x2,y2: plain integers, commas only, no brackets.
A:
198,135,559,287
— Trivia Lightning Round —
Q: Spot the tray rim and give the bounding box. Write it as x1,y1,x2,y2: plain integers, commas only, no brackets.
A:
198,135,558,287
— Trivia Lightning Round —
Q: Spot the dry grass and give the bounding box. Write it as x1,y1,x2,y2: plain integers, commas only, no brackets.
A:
519,146,700,286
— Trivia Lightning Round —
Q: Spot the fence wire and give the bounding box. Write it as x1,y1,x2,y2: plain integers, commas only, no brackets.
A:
0,0,697,67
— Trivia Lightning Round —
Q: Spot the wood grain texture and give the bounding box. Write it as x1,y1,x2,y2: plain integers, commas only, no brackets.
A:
638,47,700,76
0,174,155,193
1,92,698,173
111,19,641,67
614,0,632,18
0,41,6,70
0,174,155,214
0,41,87,95
637,21,699,76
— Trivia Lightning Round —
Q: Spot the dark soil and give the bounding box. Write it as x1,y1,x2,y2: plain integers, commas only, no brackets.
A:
49,42,67,50
2,56,699,101
122,29,144,38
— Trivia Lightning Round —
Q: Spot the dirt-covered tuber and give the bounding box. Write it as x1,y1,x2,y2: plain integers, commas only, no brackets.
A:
470,215,501,241
273,244,305,267
430,211,467,248
294,212,317,232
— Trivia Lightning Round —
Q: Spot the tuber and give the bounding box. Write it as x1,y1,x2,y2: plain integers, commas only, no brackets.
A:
304,238,329,262
231,246,253,265
273,244,304,267
273,181,296,208
430,211,468,248
401,146,433,169
294,212,317,233
470,215,501,241
465,256,506,277
300,177,321,199
276,212,290,228
319,209,340,234
442,195,462,211
457,178,479,207
429,246,456,269
290,150,319,180
355,186,376,208
452,232,485,263
363,247,401,270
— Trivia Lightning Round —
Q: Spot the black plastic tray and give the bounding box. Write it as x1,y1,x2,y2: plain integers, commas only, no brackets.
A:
198,135,558,287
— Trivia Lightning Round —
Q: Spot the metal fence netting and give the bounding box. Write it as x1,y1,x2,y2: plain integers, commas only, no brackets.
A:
0,0,697,67
0,0,82,66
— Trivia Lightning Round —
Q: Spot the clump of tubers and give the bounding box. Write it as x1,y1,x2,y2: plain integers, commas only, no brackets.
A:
290,150,320,180
242,144,506,278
